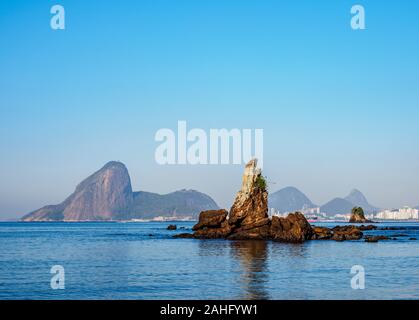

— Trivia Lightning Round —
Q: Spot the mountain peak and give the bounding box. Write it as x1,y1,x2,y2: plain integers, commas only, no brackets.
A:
344,189,378,213
22,161,218,221
349,188,363,195
269,186,316,213
102,161,127,170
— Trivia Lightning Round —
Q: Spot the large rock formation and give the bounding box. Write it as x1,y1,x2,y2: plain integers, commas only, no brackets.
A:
349,206,372,223
191,159,315,242
22,161,219,221
190,159,270,240
187,159,380,243
129,189,219,220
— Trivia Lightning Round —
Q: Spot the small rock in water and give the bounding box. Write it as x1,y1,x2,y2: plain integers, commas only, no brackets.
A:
167,225,177,230
409,238,417,241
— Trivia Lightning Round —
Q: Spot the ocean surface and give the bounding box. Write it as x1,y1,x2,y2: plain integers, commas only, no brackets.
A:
0,221,418,300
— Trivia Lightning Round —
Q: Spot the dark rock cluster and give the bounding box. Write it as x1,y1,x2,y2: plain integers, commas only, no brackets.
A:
175,159,390,243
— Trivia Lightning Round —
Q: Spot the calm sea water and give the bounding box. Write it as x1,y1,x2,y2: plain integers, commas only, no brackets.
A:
0,221,418,300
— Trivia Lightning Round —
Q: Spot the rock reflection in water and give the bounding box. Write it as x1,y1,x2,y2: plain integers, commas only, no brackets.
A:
229,240,270,300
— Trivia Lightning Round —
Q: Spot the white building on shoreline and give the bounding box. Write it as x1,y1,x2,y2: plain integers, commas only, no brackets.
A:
375,206,419,220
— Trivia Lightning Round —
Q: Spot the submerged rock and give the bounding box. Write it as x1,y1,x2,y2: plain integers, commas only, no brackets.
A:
364,235,390,242
185,160,381,244
311,227,333,240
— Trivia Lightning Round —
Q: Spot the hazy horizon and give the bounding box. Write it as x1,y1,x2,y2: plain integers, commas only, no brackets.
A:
1,0,419,219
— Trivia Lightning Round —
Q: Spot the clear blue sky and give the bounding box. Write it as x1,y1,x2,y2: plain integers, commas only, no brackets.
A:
1,0,419,219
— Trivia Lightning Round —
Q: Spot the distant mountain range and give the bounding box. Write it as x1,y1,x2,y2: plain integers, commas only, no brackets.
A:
21,161,409,221
22,161,218,221
269,187,380,215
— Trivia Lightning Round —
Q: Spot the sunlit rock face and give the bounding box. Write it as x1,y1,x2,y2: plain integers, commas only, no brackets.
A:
228,159,268,227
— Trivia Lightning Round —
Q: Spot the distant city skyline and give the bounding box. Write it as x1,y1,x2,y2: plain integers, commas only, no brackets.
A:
1,0,419,219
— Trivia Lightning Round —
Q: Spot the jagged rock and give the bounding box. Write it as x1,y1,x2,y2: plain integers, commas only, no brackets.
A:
270,212,313,243
332,225,363,240
228,159,268,227
380,227,407,230
167,224,177,230
192,210,228,231
349,207,372,223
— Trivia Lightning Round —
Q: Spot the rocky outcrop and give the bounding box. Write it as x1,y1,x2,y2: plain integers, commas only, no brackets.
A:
168,160,386,243
191,159,272,240
349,207,372,223
22,161,219,221
364,235,390,242
189,160,377,243
228,159,268,226
191,159,315,242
